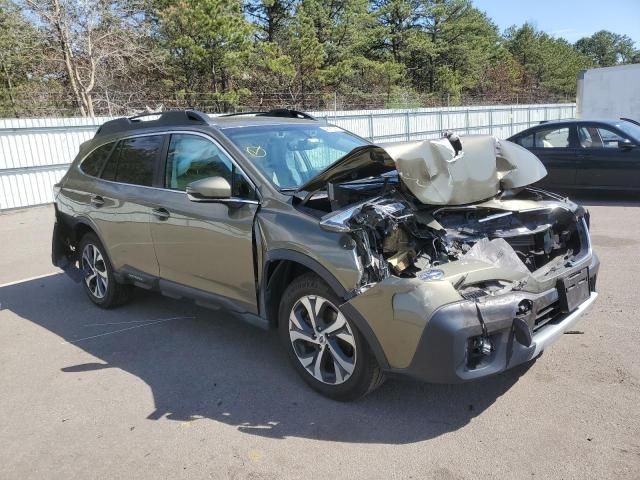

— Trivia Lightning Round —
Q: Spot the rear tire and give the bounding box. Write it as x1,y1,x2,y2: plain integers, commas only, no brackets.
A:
78,233,130,309
279,273,385,401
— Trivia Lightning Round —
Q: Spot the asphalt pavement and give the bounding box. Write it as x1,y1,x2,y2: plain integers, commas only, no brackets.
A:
0,196,639,479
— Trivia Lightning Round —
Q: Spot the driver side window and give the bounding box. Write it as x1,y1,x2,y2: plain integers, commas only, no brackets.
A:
165,134,255,199
578,126,625,149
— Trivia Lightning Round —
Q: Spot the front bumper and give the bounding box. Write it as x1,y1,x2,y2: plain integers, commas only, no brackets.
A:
392,253,600,383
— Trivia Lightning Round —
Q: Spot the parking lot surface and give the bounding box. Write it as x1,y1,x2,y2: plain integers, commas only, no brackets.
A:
1,197,639,480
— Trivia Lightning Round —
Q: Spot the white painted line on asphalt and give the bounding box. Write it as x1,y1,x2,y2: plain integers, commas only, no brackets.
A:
84,319,172,327
0,271,61,288
61,316,195,345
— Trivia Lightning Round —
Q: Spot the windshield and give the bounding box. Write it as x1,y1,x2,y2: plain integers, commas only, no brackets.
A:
616,121,640,141
221,124,369,189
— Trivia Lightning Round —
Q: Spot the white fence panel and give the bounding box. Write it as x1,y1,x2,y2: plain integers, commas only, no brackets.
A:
0,103,575,210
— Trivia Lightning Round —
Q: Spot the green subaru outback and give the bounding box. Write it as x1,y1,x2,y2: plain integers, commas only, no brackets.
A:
52,109,599,400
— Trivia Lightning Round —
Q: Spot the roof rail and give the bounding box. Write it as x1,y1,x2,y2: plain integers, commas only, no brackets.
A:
621,117,640,126
221,109,317,121
95,110,211,137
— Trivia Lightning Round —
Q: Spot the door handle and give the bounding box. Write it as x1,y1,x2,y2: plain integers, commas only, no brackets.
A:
90,195,104,207
152,207,170,221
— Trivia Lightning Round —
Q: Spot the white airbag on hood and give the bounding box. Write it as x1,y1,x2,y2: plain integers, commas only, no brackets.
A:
383,136,547,205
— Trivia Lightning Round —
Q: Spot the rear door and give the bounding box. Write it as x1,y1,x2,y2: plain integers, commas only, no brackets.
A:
149,132,260,312
518,124,578,189
89,133,166,278
574,123,640,188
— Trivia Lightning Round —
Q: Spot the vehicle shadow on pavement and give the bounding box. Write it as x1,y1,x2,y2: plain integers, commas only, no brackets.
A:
1,273,534,445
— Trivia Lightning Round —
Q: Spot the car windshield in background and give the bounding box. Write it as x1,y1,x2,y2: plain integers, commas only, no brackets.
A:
616,121,640,141
221,124,369,190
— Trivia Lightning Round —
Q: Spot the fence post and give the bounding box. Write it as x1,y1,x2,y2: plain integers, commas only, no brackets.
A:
405,111,410,141
368,113,374,142
465,109,469,134
489,108,493,136
510,105,514,136
527,107,531,127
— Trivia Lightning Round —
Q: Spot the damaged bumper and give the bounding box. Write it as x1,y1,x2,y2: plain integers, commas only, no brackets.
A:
388,253,599,383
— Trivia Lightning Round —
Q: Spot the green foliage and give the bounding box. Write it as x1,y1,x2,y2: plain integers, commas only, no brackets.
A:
159,0,253,97
504,23,591,97
2,0,638,116
575,30,639,67
0,2,56,116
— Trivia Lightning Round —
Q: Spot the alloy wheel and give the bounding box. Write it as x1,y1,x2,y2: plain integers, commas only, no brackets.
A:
81,243,108,299
288,295,357,385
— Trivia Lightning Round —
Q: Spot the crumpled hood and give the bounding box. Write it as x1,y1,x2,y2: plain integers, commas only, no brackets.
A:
383,135,547,205
296,135,547,205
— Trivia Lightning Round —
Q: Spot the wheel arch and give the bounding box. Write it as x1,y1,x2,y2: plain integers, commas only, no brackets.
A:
69,216,117,275
261,249,390,370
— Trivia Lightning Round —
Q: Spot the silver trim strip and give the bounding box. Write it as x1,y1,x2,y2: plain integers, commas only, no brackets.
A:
532,291,598,357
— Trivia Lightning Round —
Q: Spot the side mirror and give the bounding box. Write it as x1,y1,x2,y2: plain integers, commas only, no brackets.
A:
618,139,635,150
186,177,231,201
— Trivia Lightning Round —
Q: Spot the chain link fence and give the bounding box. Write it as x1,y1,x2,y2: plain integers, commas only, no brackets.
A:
0,91,576,118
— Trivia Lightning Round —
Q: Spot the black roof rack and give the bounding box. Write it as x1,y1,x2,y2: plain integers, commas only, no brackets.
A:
95,110,211,137
221,109,317,121
621,117,640,126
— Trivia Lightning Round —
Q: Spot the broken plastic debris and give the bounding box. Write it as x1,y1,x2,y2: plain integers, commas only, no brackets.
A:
462,238,530,277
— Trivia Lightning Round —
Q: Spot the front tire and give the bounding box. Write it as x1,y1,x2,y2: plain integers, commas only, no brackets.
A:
279,273,385,401
78,233,130,309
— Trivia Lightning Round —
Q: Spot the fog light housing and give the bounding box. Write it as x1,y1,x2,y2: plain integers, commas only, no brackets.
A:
467,335,494,369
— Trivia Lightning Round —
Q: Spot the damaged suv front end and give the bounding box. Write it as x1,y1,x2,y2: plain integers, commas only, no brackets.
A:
53,111,598,400
292,134,599,384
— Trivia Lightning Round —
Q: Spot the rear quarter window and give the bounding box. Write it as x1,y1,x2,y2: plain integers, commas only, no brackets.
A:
79,142,115,177
516,133,534,148
101,135,164,186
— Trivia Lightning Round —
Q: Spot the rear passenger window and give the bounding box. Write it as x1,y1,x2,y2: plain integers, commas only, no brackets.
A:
101,135,164,186
80,142,114,177
534,127,570,148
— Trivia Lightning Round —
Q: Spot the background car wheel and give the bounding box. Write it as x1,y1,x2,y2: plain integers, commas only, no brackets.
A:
78,233,130,309
279,272,385,401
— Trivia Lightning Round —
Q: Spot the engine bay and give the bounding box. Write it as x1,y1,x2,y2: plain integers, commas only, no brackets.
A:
308,185,586,287
292,135,587,289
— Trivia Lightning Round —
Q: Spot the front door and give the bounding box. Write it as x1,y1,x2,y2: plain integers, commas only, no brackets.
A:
150,132,260,312
574,124,640,189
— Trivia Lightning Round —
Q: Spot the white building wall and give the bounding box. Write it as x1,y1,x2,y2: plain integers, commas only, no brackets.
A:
577,64,640,121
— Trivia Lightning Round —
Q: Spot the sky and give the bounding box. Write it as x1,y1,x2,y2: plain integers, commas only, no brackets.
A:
473,0,640,46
